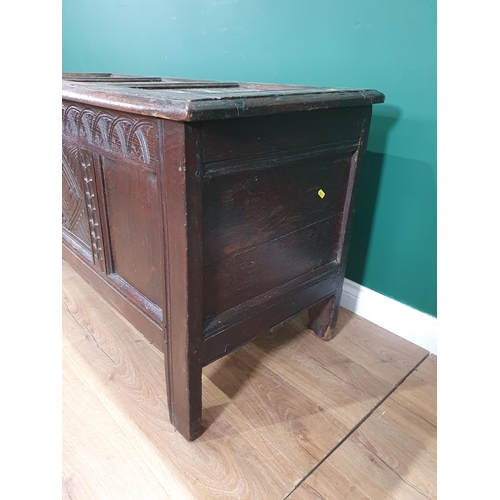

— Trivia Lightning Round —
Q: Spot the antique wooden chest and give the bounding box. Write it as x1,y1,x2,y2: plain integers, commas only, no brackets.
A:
62,73,385,440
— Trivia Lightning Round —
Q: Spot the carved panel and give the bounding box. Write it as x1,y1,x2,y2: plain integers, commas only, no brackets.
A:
79,149,105,272
62,101,158,170
62,142,106,270
62,143,92,254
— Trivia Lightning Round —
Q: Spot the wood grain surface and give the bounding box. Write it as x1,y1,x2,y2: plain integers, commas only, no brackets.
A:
62,261,434,500
62,78,385,122
202,152,350,266
289,357,437,500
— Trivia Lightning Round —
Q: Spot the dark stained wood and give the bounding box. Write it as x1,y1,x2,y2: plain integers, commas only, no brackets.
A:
202,271,340,366
81,150,106,273
201,107,367,163
202,152,352,266
307,107,373,341
337,115,373,269
63,72,113,77
62,142,93,262
62,74,240,88
62,78,384,122
114,82,240,90
159,121,204,441
203,262,339,338
203,216,342,320
61,101,160,170
107,274,163,324
61,73,384,441
62,142,106,273
63,75,163,82
307,293,340,341
101,156,164,307
92,151,114,275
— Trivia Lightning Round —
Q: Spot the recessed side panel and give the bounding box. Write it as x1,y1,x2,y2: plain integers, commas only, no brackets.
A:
202,152,352,266
202,216,343,321
201,107,369,339
201,271,340,365
101,157,164,311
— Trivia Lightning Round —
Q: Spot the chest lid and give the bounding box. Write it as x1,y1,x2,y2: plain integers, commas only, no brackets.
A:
62,73,385,121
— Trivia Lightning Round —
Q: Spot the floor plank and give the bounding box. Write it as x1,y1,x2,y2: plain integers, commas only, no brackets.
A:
62,345,171,500
390,355,437,427
62,260,431,499
289,357,437,500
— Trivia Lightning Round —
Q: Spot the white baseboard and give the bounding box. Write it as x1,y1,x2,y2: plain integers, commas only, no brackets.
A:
340,278,437,355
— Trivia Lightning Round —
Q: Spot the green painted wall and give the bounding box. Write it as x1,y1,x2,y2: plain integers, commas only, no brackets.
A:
63,0,437,316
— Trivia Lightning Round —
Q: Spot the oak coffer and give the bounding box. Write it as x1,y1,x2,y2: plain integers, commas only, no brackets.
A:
62,73,385,440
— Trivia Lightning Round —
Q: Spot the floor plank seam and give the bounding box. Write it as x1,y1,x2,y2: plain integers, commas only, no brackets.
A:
356,439,432,500
63,300,87,332
64,300,118,365
64,265,434,499
282,351,430,500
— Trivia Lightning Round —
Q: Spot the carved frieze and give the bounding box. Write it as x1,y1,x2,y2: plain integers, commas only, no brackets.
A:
62,102,158,168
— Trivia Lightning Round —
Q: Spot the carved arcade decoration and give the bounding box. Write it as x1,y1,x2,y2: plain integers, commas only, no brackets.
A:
62,102,158,168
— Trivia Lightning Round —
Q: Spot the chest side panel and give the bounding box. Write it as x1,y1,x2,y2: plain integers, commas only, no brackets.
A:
201,107,370,331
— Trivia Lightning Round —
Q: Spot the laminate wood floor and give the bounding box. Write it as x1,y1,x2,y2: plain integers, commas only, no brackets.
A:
62,261,436,499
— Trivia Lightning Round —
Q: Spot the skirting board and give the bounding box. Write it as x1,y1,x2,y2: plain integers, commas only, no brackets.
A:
340,278,437,355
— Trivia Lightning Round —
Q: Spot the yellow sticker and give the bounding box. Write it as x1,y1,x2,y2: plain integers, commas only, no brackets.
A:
318,189,326,199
